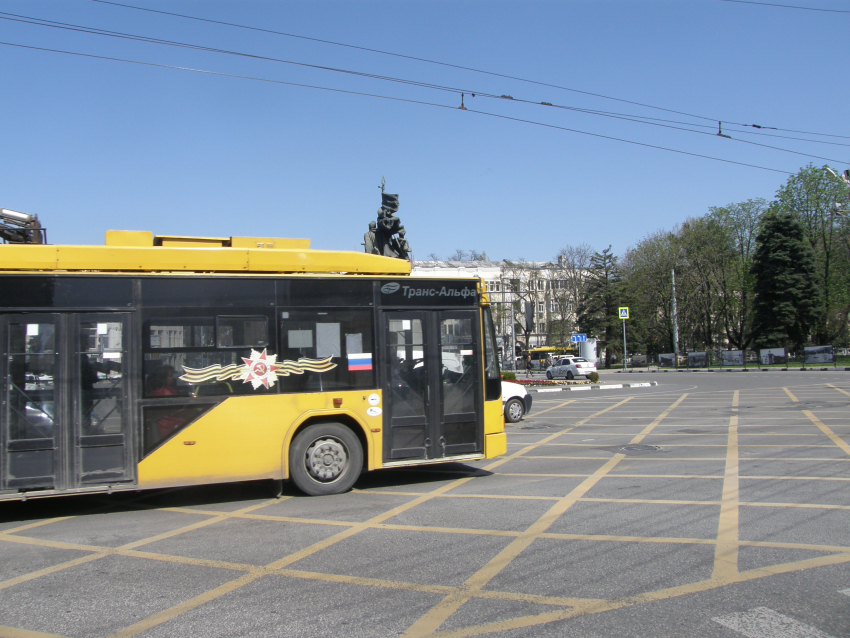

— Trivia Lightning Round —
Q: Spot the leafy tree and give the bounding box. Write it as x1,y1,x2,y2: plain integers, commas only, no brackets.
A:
750,209,820,351
708,199,766,349
620,231,678,355
548,244,593,346
775,164,849,342
578,246,622,367
675,216,735,350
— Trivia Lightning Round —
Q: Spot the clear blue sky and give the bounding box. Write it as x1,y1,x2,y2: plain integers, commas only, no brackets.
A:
1,0,848,261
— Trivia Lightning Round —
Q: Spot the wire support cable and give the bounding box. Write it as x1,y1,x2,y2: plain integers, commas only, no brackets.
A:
2,11,847,162
718,0,850,14
0,40,794,176
87,0,850,139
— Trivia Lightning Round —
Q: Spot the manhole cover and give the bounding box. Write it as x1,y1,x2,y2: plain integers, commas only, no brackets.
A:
519,424,553,430
620,445,661,451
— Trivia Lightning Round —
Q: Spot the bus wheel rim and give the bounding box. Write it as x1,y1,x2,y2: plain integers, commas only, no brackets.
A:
305,437,348,482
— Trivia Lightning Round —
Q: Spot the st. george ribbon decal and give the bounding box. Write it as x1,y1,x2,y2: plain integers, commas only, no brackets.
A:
179,349,336,390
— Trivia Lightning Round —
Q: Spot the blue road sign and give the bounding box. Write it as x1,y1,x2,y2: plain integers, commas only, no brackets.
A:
571,334,587,343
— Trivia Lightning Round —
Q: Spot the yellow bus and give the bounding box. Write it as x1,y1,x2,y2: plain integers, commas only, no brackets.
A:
0,230,506,500
527,346,576,369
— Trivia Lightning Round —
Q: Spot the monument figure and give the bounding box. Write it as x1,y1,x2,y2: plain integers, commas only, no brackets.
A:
362,221,378,255
364,184,412,262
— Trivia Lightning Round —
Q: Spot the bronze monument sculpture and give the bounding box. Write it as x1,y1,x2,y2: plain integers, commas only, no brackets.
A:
363,183,412,262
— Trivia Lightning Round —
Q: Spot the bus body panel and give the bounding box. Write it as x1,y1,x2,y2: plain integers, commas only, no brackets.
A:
138,390,380,489
483,398,504,436
0,236,506,499
484,433,507,459
0,244,412,275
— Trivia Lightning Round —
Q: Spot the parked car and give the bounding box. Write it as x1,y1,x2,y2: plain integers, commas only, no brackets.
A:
546,356,597,380
501,380,533,423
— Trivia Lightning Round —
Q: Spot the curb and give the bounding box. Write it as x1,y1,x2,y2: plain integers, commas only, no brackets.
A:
528,381,658,394
615,368,850,373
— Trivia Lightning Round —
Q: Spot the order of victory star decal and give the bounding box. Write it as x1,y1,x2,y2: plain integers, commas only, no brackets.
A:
240,349,281,389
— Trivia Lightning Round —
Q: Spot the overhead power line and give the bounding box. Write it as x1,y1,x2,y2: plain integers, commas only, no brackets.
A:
0,40,794,175
89,0,849,139
3,10,847,163
718,0,850,14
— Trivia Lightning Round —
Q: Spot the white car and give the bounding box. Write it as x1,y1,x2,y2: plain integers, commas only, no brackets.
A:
546,356,597,380
501,380,533,423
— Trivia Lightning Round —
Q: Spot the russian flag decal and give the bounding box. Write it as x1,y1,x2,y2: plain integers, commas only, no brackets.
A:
348,353,373,371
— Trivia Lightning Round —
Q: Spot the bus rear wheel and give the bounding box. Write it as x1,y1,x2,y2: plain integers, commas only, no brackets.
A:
290,423,363,496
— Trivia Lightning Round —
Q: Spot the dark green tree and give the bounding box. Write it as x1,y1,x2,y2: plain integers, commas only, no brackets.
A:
750,210,820,351
578,246,622,368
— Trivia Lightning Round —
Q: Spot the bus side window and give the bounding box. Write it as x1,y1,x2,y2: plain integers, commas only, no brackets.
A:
278,310,375,393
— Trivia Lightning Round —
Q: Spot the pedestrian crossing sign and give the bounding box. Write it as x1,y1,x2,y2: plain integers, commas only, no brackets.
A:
619,307,629,319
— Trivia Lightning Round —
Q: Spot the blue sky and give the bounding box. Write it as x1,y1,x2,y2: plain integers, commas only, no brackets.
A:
1,0,848,261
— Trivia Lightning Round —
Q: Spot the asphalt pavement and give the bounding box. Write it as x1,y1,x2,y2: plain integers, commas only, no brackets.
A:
0,371,848,638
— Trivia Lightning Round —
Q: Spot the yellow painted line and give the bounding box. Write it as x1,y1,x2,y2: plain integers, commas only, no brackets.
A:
483,397,634,473
495,472,722,479
740,539,850,552
0,498,279,615
106,469,493,637
107,572,263,638
742,501,850,510
523,399,576,418
373,523,520,537
0,625,71,638
279,566,604,608
278,567,456,594
712,410,738,581
401,393,687,638
0,534,102,553
581,497,722,505
119,549,257,574
827,384,850,398
120,499,280,551
0,551,109,592
783,387,799,402
430,551,850,638
741,475,850,481
401,455,626,638
0,518,76,537
227,513,355,527
539,532,716,546
803,410,850,458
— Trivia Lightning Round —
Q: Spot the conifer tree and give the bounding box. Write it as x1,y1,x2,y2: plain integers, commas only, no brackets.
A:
578,246,621,367
750,210,820,351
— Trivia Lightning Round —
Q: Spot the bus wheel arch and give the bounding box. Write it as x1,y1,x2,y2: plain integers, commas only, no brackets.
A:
285,417,367,496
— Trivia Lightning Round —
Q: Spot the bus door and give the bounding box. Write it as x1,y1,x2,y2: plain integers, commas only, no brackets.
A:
0,313,132,493
383,310,482,461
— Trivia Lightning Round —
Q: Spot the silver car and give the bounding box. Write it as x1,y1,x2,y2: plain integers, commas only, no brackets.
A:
546,357,597,380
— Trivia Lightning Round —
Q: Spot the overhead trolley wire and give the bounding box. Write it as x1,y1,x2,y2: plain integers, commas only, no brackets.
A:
718,0,850,14
2,11,846,164
89,0,850,140
0,40,794,176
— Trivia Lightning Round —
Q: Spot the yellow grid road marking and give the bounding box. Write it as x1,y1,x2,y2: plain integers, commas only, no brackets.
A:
428,552,850,638
399,393,687,637
827,384,850,398
802,410,850,457
783,387,799,402
2,382,848,638
712,391,738,581
0,625,70,638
